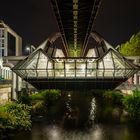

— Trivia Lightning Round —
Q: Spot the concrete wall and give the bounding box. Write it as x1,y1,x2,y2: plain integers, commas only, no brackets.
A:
0,85,11,105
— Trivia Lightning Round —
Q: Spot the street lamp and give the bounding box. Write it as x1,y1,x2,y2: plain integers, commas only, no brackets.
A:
26,46,30,54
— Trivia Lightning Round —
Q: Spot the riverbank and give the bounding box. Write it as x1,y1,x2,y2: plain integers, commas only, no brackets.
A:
1,89,140,139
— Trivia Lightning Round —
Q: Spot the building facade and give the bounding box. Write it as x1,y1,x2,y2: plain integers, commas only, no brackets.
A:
0,20,22,81
0,20,22,57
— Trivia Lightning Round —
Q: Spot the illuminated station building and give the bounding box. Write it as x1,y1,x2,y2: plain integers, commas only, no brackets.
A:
12,0,140,91
13,32,139,90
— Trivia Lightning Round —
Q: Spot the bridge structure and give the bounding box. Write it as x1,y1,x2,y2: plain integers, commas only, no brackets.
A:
11,0,139,91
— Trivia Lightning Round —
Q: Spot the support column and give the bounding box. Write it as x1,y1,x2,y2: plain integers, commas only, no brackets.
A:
17,76,22,91
12,72,23,100
12,72,17,100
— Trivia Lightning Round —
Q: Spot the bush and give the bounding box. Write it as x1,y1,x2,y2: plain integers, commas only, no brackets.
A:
103,90,123,105
18,89,31,105
31,89,61,104
0,102,31,131
122,89,140,122
31,90,61,115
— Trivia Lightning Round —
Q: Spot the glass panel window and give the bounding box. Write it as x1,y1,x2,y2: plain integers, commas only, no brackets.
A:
48,70,54,77
104,70,114,77
48,61,53,69
98,61,104,69
26,70,37,78
55,62,64,69
76,69,86,77
65,62,75,77
87,62,96,69
87,70,96,77
76,62,86,69
75,62,86,77
114,69,125,77
66,69,75,77
37,52,48,69
103,52,114,69
97,69,104,77
65,62,75,70
55,70,64,78
37,70,47,78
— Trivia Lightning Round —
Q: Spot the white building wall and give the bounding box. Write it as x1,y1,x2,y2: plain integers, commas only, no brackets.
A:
0,20,22,57
0,20,23,100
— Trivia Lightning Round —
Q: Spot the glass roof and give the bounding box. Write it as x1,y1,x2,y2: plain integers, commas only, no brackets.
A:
13,48,138,80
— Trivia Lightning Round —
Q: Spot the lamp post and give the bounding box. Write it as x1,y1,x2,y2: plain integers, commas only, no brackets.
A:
26,46,30,55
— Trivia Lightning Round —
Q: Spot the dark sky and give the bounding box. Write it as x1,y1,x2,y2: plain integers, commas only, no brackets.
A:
0,0,140,49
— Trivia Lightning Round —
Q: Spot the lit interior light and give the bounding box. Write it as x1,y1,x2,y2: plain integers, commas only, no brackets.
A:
73,16,78,20
74,30,77,34
73,4,78,10
81,64,86,70
74,50,77,56
73,0,78,3
48,126,60,140
74,20,78,24
26,47,30,51
73,11,78,16
65,64,70,70
68,94,71,97
48,62,53,69
74,24,77,27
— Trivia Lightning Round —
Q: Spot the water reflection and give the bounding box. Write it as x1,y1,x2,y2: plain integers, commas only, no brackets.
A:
12,91,140,140
89,98,96,121
14,123,140,140
46,125,61,140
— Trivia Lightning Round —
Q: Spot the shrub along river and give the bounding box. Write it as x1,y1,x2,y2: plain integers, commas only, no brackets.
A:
7,90,140,140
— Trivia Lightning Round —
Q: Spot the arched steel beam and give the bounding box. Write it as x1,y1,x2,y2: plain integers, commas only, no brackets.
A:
81,0,103,57
31,32,68,57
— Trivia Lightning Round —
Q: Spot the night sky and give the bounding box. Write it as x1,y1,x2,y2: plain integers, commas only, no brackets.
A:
0,0,140,50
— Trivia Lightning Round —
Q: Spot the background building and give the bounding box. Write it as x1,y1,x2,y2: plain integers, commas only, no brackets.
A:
0,20,23,102
0,20,22,81
0,20,22,57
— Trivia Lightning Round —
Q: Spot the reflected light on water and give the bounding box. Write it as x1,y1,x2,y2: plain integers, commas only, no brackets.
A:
91,125,104,140
45,124,104,140
46,125,61,140
68,94,71,97
89,98,96,121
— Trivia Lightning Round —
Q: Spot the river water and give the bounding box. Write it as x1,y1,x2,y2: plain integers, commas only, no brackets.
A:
12,91,140,140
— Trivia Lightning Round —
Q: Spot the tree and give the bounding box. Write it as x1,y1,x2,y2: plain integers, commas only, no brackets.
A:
119,31,140,56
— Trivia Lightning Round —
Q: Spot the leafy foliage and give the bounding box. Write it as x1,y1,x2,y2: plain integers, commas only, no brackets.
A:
122,89,140,122
0,102,31,131
31,89,61,115
119,31,140,56
103,90,123,105
18,90,31,105
31,89,61,103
